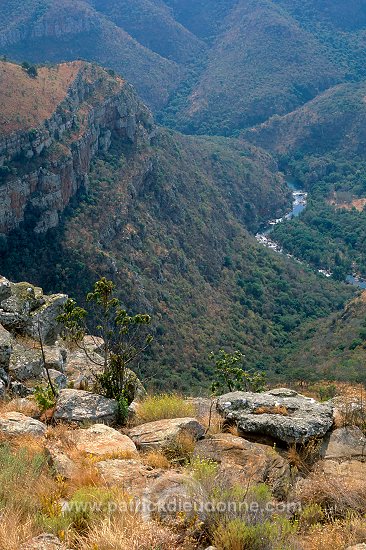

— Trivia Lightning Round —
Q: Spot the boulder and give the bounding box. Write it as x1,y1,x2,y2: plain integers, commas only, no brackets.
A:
217,388,334,444
0,378,5,397
20,533,70,550
44,345,66,372
97,459,161,493
26,293,68,344
316,459,366,490
70,424,138,457
54,389,118,424
0,323,12,370
129,418,205,450
321,427,366,460
0,411,46,436
0,276,11,302
143,472,195,519
0,282,44,332
64,347,103,390
46,443,79,479
193,433,291,499
43,369,68,390
8,343,42,382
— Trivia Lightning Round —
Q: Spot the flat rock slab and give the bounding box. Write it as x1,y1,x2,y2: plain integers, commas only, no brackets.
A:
54,389,118,424
97,459,162,493
217,388,334,444
129,418,205,449
193,433,291,499
0,411,46,436
71,424,138,457
321,427,366,460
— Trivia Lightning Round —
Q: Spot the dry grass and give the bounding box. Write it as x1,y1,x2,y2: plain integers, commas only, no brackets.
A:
199,409,223,435
163,431,196,465
0,61,83,134
286,440,321,474
0,508,39,550
294,471,366,520
254,405,289,416
78,513,181,550
300,516,366,550
0,397,40,417
135,394,195,424
142,449,171,470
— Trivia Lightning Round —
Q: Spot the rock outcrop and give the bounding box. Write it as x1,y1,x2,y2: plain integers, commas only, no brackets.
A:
0,411,46,436
0,61,153,236
129,418,205,450
217,388,334,444
54,389,118,424
193,433,291,499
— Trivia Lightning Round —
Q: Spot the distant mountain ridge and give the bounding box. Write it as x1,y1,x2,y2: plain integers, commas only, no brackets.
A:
1,0,366,133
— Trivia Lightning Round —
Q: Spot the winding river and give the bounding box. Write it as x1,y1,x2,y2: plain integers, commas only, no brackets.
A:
255,180,366,290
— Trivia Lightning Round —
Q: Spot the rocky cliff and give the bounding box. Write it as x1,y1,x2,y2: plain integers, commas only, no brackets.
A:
0,61,153,235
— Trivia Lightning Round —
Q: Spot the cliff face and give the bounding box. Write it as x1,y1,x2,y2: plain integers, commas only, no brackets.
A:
0,61,153,235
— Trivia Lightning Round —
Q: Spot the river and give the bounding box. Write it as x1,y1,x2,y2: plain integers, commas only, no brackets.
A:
255,179,366,289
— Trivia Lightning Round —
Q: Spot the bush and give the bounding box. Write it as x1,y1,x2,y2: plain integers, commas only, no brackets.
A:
135,394,195,424
34,385,56,413
213,516,297,550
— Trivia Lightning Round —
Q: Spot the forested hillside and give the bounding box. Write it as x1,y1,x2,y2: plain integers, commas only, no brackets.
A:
2,0,366,133
0,60,353,389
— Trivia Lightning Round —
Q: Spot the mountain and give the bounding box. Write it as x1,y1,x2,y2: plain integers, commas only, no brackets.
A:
285,291,366,386
0,0,183,110
243,81,366,281
2,0,366,134
171,0,343,135
0,60,352,391
243,81,366,156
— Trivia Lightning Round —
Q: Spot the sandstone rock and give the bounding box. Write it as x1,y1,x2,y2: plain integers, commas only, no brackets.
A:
97,459,161,493
316,459,366,489
217,388,334,444
43,368,68,390
0,282,43,331
20,533,70,550
81,334,104,355
54,389,118,424
143,472,195,519
0,411,46,436
129,418,205,450
46,443,79,479
8,343,42,382
193,433,291,499
0,323,12,369
321,427,366,460
70,424,138,457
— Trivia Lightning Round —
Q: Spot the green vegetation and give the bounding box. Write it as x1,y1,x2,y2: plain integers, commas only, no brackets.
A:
135,394,195,424
0,129,353,391
58,278,152,410
210,349,266,395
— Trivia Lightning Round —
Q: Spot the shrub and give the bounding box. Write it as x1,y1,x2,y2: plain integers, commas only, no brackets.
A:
135,394,195,424
213,516,297,550
34,385,56,413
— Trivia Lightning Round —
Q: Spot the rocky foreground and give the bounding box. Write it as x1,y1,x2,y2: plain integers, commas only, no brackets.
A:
0,275,366,549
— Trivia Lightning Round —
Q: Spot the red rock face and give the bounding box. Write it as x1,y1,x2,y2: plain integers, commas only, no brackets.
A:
0,64,153,235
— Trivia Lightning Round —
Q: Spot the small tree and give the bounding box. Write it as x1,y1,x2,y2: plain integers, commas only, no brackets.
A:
58,278,152,410
210,349,266,395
